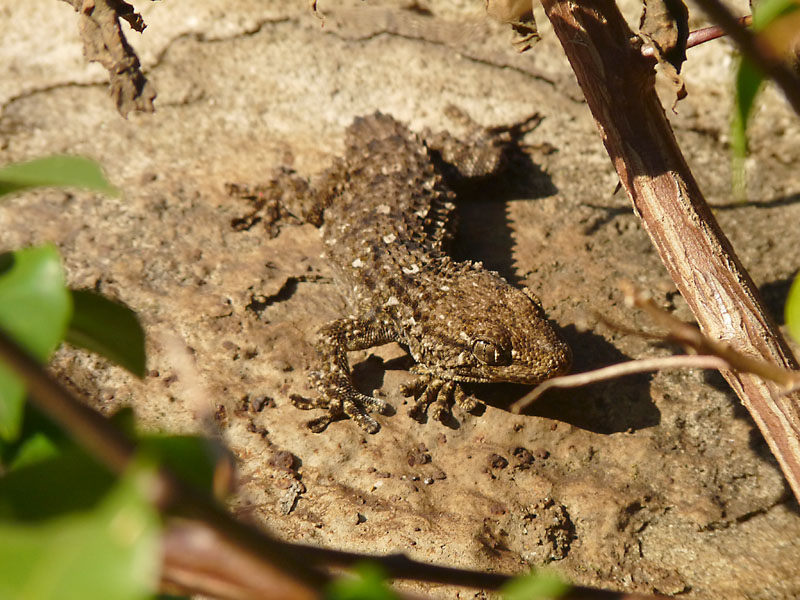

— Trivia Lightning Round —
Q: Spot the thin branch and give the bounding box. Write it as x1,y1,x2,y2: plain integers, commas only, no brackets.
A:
512,355,730,412
512,280,800,412
691,0,800,115
162,518,672,600
619,283,800,390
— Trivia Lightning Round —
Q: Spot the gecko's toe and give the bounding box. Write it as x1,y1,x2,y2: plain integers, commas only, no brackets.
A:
290,393,323,411
356,392,390,415
344,401,381,434
306,414,336,433
405,378,478,423
452,385,482,413
429,380,454,422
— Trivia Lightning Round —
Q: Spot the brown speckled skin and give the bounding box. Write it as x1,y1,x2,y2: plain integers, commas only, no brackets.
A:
290,113,571,433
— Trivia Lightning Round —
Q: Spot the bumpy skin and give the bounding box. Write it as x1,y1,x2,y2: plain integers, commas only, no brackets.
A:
290,113,571,433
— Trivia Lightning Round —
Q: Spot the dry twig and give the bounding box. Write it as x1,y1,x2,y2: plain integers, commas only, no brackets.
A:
621,284,800,390
59,0,156,117
512,355,730,412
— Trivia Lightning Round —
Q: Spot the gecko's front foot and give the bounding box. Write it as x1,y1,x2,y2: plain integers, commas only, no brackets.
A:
402,376,481,423
291,371,390,434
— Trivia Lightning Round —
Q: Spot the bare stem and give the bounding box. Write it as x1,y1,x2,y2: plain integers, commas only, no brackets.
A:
513,355,730,411
514,281,800,412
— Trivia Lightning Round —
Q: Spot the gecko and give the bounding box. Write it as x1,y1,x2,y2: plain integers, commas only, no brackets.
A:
235,112,571,433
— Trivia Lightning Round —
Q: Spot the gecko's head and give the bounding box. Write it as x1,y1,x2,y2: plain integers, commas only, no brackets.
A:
415,270,571,385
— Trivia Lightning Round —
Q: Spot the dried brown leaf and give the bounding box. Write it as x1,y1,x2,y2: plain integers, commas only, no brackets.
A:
485,0,539,52
61,0,156,117
640,0,689,107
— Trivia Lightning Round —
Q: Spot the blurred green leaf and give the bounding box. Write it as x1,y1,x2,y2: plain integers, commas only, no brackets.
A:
7,432,60,471
502,570,570,600
732,58,764,160
0,431,231,519
326,562,397,600
109,406,138,437
731,0,800,197
0,462,160,600
0,246,71,442
786,273,800,343
752,0,800,28
1,403,71,470
0,247,70,359
0,156,117,197
66,290,146,378
731,57,763,199
0,448,115,521
139,434,233,499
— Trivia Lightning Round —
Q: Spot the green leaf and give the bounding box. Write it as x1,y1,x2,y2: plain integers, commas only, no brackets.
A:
0,247,70,359
751,0,800,29
326,562,398,600
139,435,234,499
0,372,26,445
109,406,138,437
0,448,115,521
7,432,60,471
502,570,570,600
732,58,764,160
731,56,763,200
730,0,800,197
0,433,231,521
0,156,117,197
0,462,160,600
66,290,146,378
1,403,71,470
786,272,800,344
0,246,71,442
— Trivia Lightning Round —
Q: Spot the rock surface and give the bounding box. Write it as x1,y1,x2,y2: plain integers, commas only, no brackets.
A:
2,1,799,597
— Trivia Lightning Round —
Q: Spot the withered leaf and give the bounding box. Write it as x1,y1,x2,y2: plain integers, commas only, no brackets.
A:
485,0,539,52
640,0,689,107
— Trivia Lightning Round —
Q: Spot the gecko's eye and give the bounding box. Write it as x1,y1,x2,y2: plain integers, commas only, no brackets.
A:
472,339,511,366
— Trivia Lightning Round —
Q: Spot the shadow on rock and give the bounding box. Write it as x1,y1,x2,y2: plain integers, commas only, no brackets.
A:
490,325,662,434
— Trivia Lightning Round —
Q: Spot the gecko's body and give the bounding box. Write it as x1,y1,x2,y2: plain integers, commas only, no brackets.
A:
289,113,571,433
